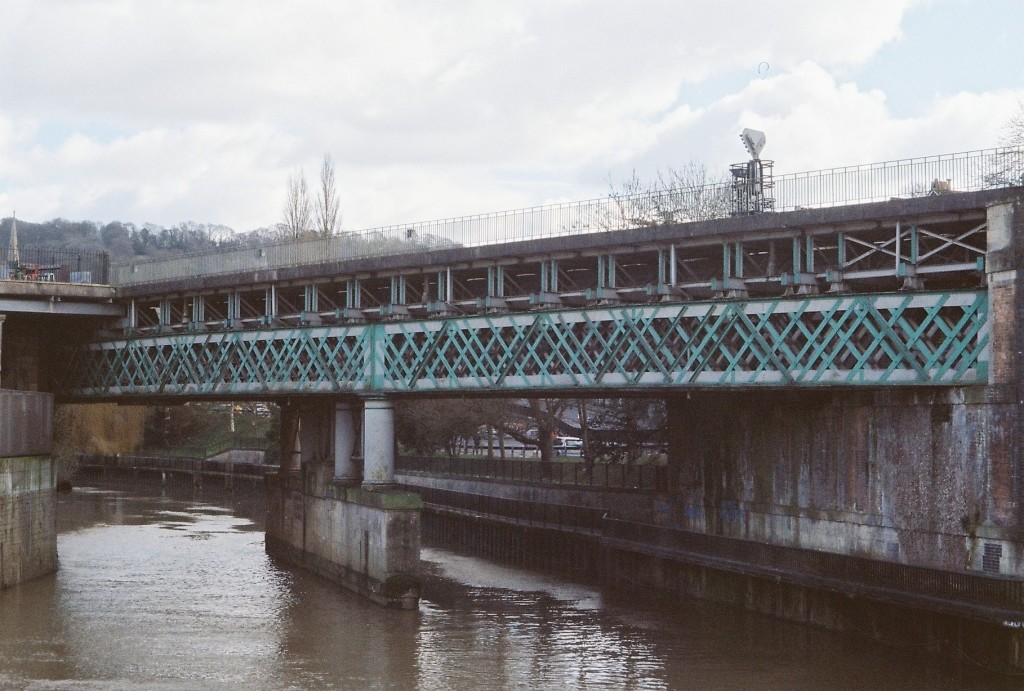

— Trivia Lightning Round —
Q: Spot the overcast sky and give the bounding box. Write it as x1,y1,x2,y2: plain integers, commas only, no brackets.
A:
2,0,1022,232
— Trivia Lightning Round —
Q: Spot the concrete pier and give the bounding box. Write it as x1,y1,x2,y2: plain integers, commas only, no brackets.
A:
266,399,421,608
0,391,56,589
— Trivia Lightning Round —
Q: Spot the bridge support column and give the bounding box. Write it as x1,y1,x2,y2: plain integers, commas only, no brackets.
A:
0,390,56,590
361,397,395,489
333,401,360,485
665,395,688,493
279,405,301,472
266,395,420,609
297,403,331,464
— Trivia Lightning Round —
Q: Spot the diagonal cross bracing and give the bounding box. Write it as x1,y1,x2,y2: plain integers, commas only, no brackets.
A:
61,290,989,399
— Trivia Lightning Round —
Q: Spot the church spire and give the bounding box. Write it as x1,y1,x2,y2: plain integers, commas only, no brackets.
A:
7,211,18,267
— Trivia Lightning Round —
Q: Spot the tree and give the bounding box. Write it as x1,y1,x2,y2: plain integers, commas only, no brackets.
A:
100,221,135,258
655,160,732,222
525,398,569,463
587,398,666,465
604,159,730,231
280,170,312,238
314,153,341,237
395,398,509,456
986,101,1024,188
1001,100,1024,149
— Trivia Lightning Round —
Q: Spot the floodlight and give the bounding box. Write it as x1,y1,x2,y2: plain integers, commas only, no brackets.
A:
740,128,766,160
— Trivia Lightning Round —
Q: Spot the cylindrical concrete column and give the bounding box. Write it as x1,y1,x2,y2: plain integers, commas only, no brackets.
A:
334,401,360,484
362,397,395,488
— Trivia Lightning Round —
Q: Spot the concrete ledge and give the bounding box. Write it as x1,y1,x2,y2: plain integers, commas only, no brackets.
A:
344,487,423,510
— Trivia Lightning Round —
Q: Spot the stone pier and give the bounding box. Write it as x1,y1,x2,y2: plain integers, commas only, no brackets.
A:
0,390,56,589
265,399,422,609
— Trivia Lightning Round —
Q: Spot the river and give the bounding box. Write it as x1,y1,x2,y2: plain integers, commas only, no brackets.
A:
0,484,1015,689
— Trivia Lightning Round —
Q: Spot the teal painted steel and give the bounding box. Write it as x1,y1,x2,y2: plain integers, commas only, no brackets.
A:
62,290,989,399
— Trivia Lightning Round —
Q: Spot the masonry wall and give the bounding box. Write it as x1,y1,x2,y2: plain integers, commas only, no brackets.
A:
265,463,422,608
662,201,1024,577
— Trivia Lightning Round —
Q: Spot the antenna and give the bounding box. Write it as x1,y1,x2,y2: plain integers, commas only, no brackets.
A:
740,128,766,160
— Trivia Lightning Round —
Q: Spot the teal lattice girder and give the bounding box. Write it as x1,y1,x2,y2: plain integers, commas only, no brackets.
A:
62,290,989,399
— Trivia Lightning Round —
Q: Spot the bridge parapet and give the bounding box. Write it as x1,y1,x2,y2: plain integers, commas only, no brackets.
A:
112,148,1021,289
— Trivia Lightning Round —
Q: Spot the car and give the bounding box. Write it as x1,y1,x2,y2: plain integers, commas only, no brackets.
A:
552,436,583,456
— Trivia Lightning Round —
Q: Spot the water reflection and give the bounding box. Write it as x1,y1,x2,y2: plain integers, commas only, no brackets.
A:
53,491,289,687
0,485,1015,689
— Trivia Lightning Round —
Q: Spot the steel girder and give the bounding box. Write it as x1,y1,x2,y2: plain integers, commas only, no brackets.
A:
61,290,989,399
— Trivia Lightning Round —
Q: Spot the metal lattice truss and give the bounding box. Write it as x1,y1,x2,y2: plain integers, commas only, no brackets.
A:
63,290,988,399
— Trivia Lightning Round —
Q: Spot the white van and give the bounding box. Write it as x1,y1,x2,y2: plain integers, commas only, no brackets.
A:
552,436,583,456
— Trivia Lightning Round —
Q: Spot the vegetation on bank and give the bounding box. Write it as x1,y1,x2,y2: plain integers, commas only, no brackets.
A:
52,404,148,482
53,402,275,482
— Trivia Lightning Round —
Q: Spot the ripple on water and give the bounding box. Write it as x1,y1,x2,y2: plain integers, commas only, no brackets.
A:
0,487,1016,690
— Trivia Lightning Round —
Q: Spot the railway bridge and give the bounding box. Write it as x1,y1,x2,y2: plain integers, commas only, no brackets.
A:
5,147,1024,666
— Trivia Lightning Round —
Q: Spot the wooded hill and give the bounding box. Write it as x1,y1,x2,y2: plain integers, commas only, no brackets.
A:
0,216,280,263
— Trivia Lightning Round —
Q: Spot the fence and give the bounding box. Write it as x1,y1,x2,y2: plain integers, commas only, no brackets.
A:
113,147,1024,286
140,433,268,460
416,485,608,533
397,455,668,491
77,453,268,481
0,246,110,284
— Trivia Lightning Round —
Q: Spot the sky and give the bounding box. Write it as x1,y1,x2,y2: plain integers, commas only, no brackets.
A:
1,0,1022,233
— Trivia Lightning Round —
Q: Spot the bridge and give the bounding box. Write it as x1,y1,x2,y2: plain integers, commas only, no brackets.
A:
4,146,1024,667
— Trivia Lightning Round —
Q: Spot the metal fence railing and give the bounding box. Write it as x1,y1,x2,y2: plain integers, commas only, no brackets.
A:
397,455,668,491
416,485,608,533
141,433,269,460
113,147,1024,287
77,453,268,480
0,246,110,284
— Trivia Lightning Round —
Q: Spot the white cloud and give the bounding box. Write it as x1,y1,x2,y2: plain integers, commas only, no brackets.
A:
1,0,1020,231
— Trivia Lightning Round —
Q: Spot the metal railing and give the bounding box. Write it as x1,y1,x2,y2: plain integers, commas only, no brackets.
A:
416,485,608,533
77,453,268,479
113,147,1024,287
141,433,269,459
397,455,667,491
0,246,110,284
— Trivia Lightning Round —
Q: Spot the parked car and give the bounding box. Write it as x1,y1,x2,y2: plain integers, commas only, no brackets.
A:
552,436,583,457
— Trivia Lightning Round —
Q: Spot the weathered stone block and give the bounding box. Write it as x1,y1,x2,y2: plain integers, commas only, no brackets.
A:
0,456,56,589
265,464,421,609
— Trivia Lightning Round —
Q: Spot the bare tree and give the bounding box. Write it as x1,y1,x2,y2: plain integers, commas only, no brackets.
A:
657,160,731,222
281,170,312,238
604,159,730,230
985,101,1024,188
1002,100,1024,149
314,153,341,237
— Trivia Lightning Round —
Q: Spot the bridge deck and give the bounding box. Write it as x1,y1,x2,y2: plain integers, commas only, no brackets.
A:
57,188,1022,400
